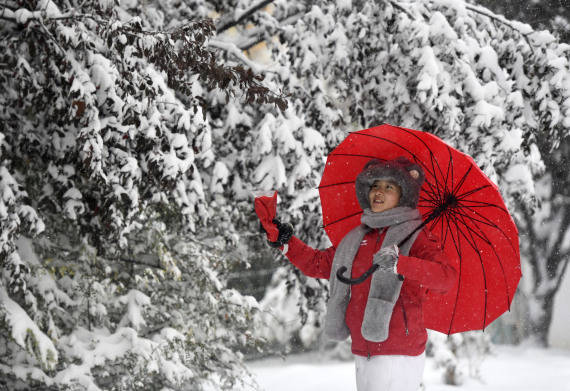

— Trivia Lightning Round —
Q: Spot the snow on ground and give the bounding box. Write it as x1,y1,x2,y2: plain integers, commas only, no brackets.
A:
246,345,570,391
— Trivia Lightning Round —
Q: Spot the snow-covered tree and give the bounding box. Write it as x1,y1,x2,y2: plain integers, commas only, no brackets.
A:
514,138,570,346
0,0,285,389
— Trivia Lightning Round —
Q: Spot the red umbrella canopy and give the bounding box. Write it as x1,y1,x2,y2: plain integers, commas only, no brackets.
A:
318,124,521,334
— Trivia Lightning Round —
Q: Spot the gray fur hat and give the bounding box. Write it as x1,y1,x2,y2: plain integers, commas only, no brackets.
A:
355,157,425,210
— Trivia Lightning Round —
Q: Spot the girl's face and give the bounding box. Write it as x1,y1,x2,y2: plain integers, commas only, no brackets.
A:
368,180,401,213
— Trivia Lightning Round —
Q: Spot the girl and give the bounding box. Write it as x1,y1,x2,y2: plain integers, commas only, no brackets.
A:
260,157,457,391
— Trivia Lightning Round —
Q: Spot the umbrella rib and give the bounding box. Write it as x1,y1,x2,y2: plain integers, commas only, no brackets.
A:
444,146,454,200
419,181,441,205
456,184,492,201
425,153,445,202
421,148,449,202
446,208,489,330
322,210,363,229
318,180,355,190
444,212,463,335
424,177,444,205
419,190,442,207
451,207,513,312
418,200,440,211
451,165,473,198
447,208,488,254
454,203,519,312
450,207,500,235
458,203,519,255
457,199,510,214
428,207,452,247
434,212,450,248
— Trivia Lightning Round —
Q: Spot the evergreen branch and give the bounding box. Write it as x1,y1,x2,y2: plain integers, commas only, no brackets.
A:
0,8,101,25
1,6,288,110
462,2,537,53
216,0,275,34
43,244,162,269
0,7,204,37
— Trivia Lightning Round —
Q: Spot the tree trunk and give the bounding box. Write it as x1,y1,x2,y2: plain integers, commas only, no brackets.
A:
528,289,557,346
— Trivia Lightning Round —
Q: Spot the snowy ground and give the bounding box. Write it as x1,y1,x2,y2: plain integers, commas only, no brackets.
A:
246,345,570,391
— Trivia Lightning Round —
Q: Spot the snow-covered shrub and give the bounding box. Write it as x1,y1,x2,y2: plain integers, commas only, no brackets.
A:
427,330,492,386
254,267,328,356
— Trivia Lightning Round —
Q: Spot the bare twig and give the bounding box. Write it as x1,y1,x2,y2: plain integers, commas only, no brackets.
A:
238,10,306,51
0,3,17,12
216,0,275,34
387,0,417,21
38,17,66,55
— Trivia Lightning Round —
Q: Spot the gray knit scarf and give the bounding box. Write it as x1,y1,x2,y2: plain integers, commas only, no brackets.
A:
324,206,422,342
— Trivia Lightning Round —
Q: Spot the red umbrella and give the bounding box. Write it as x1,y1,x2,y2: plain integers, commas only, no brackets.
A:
318,124,521,334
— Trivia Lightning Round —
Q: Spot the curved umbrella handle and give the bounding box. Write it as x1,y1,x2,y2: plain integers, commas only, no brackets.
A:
336,264,405,285
336,264,379,285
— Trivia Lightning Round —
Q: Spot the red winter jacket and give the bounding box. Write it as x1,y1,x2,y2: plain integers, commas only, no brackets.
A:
284,227,457,357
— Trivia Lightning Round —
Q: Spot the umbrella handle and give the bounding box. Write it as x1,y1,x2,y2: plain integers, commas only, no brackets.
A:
336,264,379,285
336,264,405,285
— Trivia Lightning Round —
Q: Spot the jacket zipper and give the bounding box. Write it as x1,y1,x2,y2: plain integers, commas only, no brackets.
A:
401,300,409,336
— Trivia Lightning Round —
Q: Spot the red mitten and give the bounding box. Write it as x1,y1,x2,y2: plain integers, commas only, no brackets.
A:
254,191,279,242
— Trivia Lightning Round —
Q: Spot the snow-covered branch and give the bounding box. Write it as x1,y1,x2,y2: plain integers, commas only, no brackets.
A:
462,4,541,54
209,38,267,73
208,38,289,78
462,2,534,36
387,0,419,21
216,0,275,34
